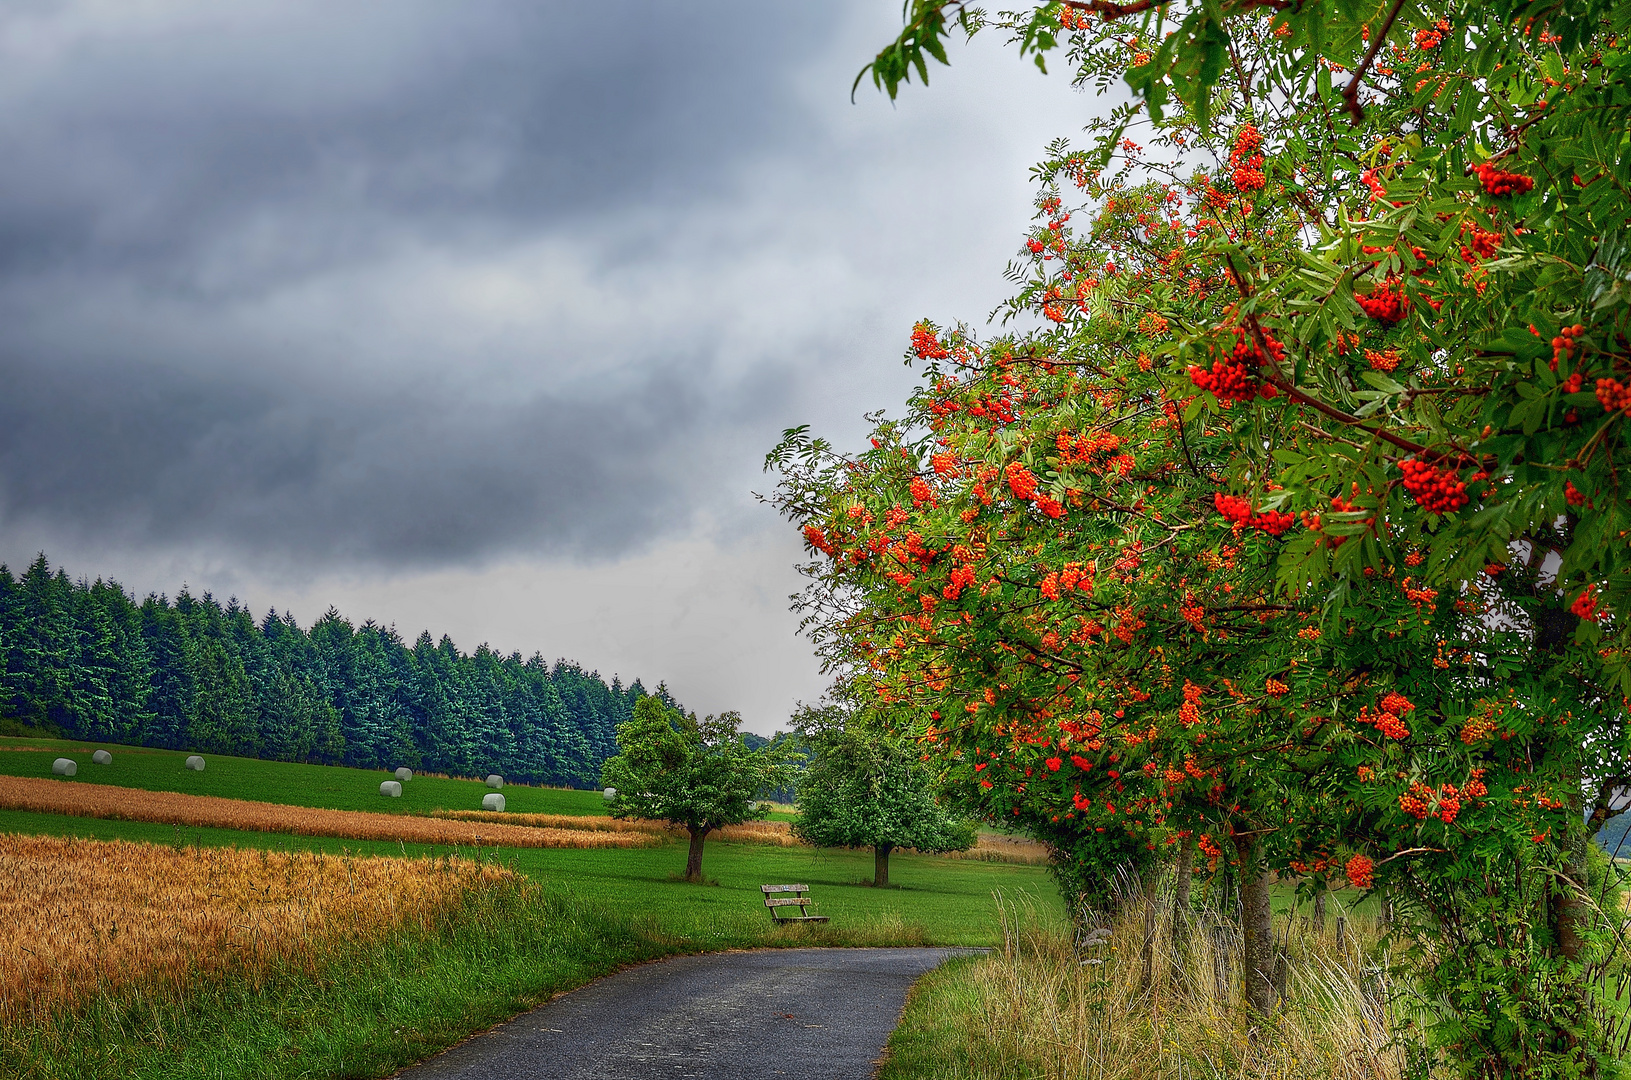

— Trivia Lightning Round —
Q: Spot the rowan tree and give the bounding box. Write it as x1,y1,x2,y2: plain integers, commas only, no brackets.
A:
769,10,1631,1063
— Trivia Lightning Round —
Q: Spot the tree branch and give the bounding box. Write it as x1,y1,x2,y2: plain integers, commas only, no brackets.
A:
1341,0,1409,122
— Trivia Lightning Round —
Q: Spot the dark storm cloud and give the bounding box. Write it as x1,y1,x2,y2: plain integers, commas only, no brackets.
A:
0,0,829,285
0,349,765,566
0,0,834,564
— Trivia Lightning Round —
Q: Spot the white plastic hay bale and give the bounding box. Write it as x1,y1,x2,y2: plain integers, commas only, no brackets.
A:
482,792,505,812
92,750,112,765
486,774,503,789
51,758,77,777
381,780,402,797
184,755,206,772
394,767,413,782
602,786,617,801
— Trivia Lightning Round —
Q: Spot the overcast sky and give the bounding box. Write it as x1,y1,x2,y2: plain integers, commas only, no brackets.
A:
0,0,1099,734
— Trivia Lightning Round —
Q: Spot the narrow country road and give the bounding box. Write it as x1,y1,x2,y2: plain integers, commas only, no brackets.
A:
393,947,965,1080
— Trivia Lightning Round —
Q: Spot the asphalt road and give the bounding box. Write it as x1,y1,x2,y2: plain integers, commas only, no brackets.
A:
393,947,965,1080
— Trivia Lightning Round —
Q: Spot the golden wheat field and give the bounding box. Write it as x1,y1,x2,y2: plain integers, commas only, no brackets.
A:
0,834,513,1025
0,775,659,849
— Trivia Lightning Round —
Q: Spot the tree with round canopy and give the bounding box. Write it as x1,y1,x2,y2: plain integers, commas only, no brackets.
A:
601,693,792,882
791,697,976,887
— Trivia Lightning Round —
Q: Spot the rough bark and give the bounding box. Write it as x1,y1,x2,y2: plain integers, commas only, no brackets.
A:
1169,837,1195,993
1313,887,1326,933
1138,889,1159,996
1555,775,1597,964
1174,836,1194,911
1234,832,1278,1022
874,842,894,888
685,826,712,882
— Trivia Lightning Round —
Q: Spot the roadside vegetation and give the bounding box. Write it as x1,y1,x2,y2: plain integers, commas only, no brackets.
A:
880,890,1399,1080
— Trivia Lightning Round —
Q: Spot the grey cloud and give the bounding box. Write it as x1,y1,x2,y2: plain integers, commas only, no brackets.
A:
0,0,831,291
0,0,837,567
0,349,765,567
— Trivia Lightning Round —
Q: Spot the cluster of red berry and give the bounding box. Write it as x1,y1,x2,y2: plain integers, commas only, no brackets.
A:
1365,348,1400,372
1356,279,1405,322
1474,161,1534,197
1358,704,1411,739
1229,124,1265,192
803,524,836,556
1459,220,1500,263
1549,323,1585,371
1399,457,1470,514
910,323,950,360
1213,491,1295,535
1595,377,1631,414
1565,480,1592,509
1004,461,1039,501
1344,854,1374,890
1570,585,1600,622
1187,328,1284,402
1399,781,1460,823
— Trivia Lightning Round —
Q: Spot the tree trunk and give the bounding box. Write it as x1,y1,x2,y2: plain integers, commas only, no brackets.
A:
1234,832,1277,1022
1138,886,1159,996
1174,836,1194,912
1313,886,1326,933
685,826,712,882
1170,836,1195,993
1555,778,1597,963
874,842,894,888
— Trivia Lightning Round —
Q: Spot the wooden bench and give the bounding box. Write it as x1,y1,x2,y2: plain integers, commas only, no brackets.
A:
762,883,829,924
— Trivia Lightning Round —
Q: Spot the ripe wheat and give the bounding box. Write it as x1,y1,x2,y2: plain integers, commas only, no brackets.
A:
0,834,513,1026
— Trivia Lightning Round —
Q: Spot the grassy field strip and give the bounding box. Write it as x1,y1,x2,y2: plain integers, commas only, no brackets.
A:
429,809,797,844
0,834,511,1026
0,738,617,818
433,809,669,833
0,775,659,849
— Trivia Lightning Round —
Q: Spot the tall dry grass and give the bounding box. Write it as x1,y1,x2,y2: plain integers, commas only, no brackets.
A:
0,834,514,1027
0,775,659,849
898,889,1400,1080
940,833,1054,866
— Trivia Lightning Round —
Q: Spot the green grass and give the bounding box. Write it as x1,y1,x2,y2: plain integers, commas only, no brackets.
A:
875,954,990,1080
0,735,613,816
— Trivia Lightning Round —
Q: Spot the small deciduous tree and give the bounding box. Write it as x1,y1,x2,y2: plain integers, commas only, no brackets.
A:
601,692,791,882
792,700,975,887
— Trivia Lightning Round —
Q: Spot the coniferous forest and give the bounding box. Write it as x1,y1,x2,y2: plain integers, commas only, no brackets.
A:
0,554,675,786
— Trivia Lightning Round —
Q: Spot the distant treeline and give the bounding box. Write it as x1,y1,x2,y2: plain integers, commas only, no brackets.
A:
0,555,678,786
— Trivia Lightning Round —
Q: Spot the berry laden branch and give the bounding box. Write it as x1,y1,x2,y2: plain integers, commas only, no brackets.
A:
1236,314,1495,464
1341,0,1409,120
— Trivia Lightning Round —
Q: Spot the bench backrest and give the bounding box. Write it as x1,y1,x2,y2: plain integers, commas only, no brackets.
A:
761,883,817,917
